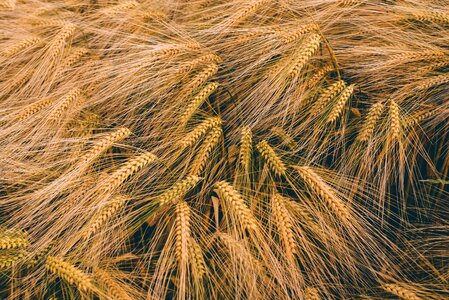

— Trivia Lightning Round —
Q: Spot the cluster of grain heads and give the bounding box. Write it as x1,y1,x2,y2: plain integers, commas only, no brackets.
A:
0,0,448,298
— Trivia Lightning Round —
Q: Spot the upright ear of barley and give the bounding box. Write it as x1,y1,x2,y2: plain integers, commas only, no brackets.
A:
279,23,320,44
381,284,422,300
180,82,219,125
15,98,54,121
80,128,132,165
46,256,93,292
357,101,384,142
305,64,334,88
48,88,83,123
175,54,221,75
305,287,322,300
229,0,273,26
272,194,296,262
94,268,132,300
288,34,322,78
49,24,78,61
327,84,355,123
0,252,24,269
294,166,351,222
175,201,191,265
189,238,206,279
256,140,287,177
239,126,253,171
389,100,401,141
416,74,449,90
271,126,297,149
84,195,128,238
214,181,257,231
1,36,43,57
311,80,346,115
412,11,449,25
190,126,222,176
55,47,90,76
100,152,157,193
156,175,201,206
180,117,222,147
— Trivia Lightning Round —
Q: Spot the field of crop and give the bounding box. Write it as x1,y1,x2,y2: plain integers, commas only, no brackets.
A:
0,0,448,299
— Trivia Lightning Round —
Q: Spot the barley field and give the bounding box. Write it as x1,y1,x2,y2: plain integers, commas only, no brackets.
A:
0,0,448,299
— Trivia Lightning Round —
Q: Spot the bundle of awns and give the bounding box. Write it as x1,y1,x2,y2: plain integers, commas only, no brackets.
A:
0,0,448,299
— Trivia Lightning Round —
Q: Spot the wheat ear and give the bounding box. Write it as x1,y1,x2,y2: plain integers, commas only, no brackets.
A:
229,0,273,26
271,126,297,149
327,84,355,123
0,0,14,9
416,74,449,90
94,268,132,300
175,201,191,265
46,256,93,292
311,80,346,115
55,47,89,76
305,64,334,88
403,109,435,128
156,175,201,206
175,53,221,75
27,242,55,268
48,88,84,123
272,194,296,262
288,33,322,78
180,117,222,147
180,82,220,125
2,36,42,57
100,152,157,193
0,252,24,269
0,231,29,250
49,24,77,61
190,126,222,176
412,11,449,25
382,284,422,300
84,195,128,238
239,126,253,171
189,238,206,279
305,287,322,300
256,140,287,177
357,102,384,142
294,166,351,222
80,128,131,165
15,98,54,121
183,63,219,99
279,23,320,44
214,181,258,231
389,99,401,141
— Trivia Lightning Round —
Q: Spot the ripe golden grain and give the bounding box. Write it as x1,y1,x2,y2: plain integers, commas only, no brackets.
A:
256,140,286,177
272,194,296,262
327,84,354,123
190,126,222,176
214,181,257,231
357,102,384,142
175,201,191,264
181,116,222,147
46,256,93,292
